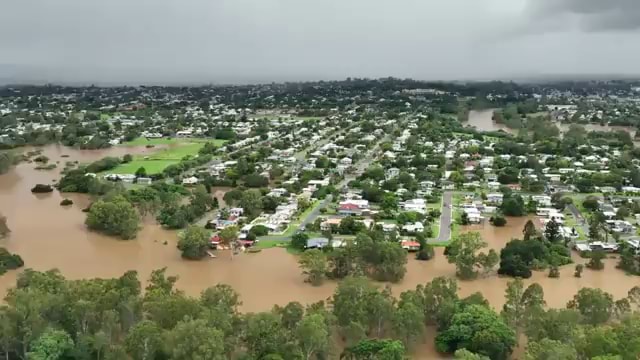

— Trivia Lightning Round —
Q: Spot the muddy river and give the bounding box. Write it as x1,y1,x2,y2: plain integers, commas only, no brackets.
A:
0,145,636,358
466,109,637,139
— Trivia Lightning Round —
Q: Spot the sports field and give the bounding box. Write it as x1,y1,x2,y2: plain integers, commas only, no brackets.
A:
109,137,227,174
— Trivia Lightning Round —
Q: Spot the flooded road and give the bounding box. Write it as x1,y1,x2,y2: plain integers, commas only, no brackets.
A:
0,145,636,358
211,186,233,208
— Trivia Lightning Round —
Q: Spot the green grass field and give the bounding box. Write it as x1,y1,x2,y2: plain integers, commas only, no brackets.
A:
254,240,302,254
108,138,226,175
122,137,227,147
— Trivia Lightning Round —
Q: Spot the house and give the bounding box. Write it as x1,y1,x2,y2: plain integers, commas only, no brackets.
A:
403,222,425,234
305,237,330,249
531,195,552,207
463,207,483,224
338,203,363,216
402,199,426,214
320,218,342,232
381,223,397,232
230,208,244,217
606,220,635,234
339,157,353,166
486,193,504,205
176,130,193,137
401,240,420,252
386,168,400,179
308,179,330,187
574,241,619,253
339,199,369,209
213,218,238,230
137,177,152,185
267,188,288,197
182,176,199,185
544,174,562,183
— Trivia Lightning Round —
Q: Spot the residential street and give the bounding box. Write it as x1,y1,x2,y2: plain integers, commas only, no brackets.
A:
567,203,589,235
434,191,453,242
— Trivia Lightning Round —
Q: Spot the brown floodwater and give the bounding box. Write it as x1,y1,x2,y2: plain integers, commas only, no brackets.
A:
465,109,516,134
466,110,637,139
1,145,636,359
211,186,233,208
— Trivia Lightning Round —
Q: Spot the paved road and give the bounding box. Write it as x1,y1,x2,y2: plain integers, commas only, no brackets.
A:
299,195,333,230
434,191,453,242
567,203,589,235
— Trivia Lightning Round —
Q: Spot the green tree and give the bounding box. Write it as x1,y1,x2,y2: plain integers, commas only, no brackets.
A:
125,320,163,360
168,318,225,360
381,193,398,212
355,234,407,282
526,308,580,344
421,277,459,327
85,195,140,239
243,312,293,359
332,276,378,330
501,278,526,336
525,338,577,360
501,195,525,216
436,304,516,360
296,313,330,360
589,215,603,243
567,288,614,325
291,232,310,250
445,232,494,279
416,235,435,261
240,189,263,219
219,226,238,259
27,328,74,360
299,249,328,286
544,218,561,242
0,213,9,238
587,250,606,270
491,214,507,227
341,339,406,360
522,220,537,241
454,349,490,359
135,166,147,178
392,298,424,346
177,225,210,260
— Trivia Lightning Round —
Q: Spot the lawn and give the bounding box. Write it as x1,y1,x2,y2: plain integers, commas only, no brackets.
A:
109,139,224,175
253,240,302,254
122,136,227,147
431,221,440,240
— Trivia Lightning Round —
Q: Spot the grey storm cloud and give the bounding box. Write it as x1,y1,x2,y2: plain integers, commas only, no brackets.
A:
531,0,640,32
0,0,639,84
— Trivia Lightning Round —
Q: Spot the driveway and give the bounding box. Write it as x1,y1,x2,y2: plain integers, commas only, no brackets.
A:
433,191,453,242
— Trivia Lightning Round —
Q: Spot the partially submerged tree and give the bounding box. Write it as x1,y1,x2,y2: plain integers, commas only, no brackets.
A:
445,232,497,279
177,225,210,260
0,212,9,238
299,249,328,286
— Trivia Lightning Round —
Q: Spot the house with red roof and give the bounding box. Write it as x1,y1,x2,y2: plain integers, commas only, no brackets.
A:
338,203,363,216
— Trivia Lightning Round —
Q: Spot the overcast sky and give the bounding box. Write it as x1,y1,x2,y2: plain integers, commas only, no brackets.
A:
1,0,639,84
